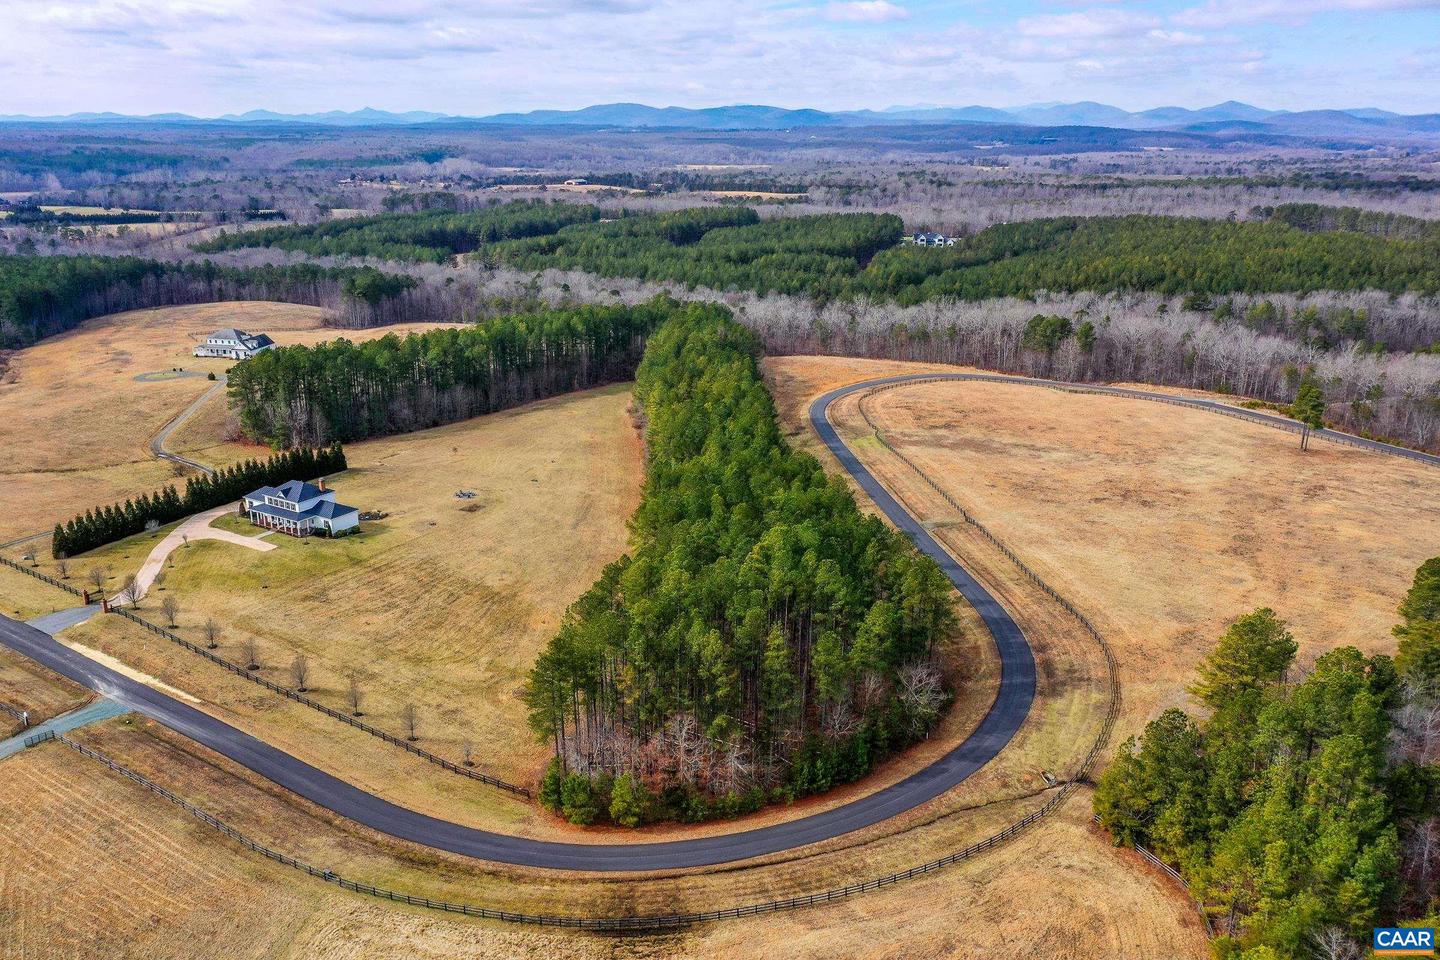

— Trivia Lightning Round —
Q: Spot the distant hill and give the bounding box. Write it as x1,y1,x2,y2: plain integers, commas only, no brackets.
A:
2,100,1437,142
219,108,450,126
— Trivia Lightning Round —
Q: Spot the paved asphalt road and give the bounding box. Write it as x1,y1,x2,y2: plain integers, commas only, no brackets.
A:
7,372,1423,870
0,373,1038,871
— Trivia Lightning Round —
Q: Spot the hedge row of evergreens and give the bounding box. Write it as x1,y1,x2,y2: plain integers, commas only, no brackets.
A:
524,305,957,824
51,445,346,558
1095,561,1440,958
226,299,677,446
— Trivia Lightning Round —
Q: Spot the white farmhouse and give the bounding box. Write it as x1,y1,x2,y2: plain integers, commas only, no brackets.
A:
241,479,360,538
194,328,276,360
906,232,956,247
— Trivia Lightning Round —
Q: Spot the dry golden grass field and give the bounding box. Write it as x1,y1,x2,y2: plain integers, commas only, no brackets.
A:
0,562,84,623
0,349,1253,959
0,302,462,544
0,643,89,732
37,379,1004,842
765,355,1439,742
50,384,645,827
0,717,1209,960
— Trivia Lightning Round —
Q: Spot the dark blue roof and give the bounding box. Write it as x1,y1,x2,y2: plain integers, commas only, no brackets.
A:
244,479,356,524
311,500,358,519
276,479,324,503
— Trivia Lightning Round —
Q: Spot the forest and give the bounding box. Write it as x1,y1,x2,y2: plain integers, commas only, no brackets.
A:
52,445,346,558
226,299,676,446
1095,560,1440,959
194,200,602,263
0,253,416,348
524,305,957,826
1260,202,1440,241
486,207,1440,302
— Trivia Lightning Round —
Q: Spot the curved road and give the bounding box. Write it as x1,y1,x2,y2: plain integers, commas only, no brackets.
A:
6,371,1429,871
0,373,1037,872
149,379,223,475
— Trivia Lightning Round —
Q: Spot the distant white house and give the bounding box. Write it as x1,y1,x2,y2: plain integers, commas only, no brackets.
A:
241,479,359,538
562,178,588,185
194,328,276,360
907,232,956,247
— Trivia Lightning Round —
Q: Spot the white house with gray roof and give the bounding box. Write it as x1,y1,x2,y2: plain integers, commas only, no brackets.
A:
242,479,359,538
194,328,276,360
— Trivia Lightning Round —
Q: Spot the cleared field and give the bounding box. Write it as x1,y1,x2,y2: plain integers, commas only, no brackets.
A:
0,641,89,730
767,355,1439,741
0,349,1214,956
492,183,647,194
38,205,163,215
1,719,1206,959
57,384,645,811
0,301,463,543
55,381,1006,841
0,561,84,622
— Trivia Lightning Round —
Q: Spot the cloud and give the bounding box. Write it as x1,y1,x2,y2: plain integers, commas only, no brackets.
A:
0,0,1437,117
1174,0,1440,28
824,1,909,23
1016,9,1160,38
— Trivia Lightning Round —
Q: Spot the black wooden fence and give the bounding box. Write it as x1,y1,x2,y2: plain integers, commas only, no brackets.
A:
855,380,1122,786
47,731,1072,930
26,391,1138,930
0,555,88,598
2,699,29,729
108,606,529,798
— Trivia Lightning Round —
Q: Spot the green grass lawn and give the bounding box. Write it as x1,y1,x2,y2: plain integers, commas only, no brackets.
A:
208,512,260,536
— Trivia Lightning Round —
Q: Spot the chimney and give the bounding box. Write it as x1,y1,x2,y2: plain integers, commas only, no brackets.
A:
318,477,326,492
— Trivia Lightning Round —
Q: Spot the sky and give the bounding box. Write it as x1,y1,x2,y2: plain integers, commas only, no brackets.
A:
4,0,1440,117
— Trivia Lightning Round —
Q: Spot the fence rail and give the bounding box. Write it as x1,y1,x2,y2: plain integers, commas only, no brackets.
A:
15,374,1222,929
107,606,529,798
46,731,1071,930
24,730,56,749
16,379,1137,930
857,376,1224,935
861,372,1439,467
1089,813,1214,937
0,555,88,599
856,381,1122,787
1,700,29,727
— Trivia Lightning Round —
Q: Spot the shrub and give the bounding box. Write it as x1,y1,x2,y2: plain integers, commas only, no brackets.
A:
608,773,648,827
538,757,564,812
560,773,598,825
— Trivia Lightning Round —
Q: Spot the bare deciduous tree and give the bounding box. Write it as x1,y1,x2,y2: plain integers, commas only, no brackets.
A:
1310,926,1362,960
241,637,260,671
462,738,474,767
160,595,179,627
87,566,106,591
897,661,946,736
402,703,419,741
1401,817,1440,913
203,617,221,650
118,574,141,607
55,557,69,579
347,675,364,716
290,653,309,692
